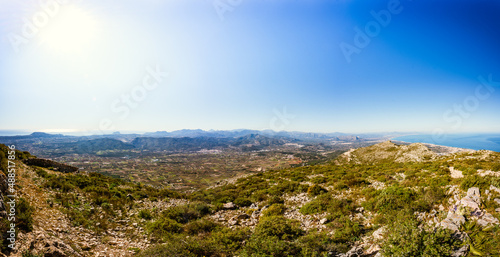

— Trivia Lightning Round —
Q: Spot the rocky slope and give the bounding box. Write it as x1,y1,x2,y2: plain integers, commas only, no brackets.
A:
2,142,500,256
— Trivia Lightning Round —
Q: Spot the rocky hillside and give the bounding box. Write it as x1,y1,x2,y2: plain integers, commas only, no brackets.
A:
2,142,500,256
335,141,440,164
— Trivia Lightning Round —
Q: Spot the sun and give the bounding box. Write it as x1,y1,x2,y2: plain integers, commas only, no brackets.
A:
39,6,99,55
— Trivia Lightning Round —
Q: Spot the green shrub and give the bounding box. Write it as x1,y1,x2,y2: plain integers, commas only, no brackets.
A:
382,213,457,257
138,209,153,220
307,184,327,197
184,219,218,235
262,204,286,217
460,175,488,191
310,176,327,184
266,195,284,205
329,216,363,246
254,216,303,240
461,221,500,256
16,198,34,232
162,202,211,224
147,218,182,239
241,235,301,257
374,186,416,213
234,198,252,207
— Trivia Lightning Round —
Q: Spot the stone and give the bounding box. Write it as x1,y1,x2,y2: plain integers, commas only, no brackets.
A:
365,243,381,255
441,219,460,232
478,213,499,227
460,196,480,211
223,202,236,209
490,185,500,194
450,167,464,178
451,244,469,257
494,198,500,205
467,187,480,197
372,226,385,240
228,218,238,226
496,208,500,213
320,218,328,224
338,246,364,257
447,212,466,225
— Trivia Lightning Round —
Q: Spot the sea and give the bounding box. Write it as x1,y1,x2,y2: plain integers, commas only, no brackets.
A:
394,134,500,152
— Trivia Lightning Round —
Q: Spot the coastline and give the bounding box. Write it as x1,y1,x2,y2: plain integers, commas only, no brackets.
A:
391,139,476,155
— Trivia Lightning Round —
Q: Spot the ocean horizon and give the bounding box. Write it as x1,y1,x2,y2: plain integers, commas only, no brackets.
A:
394,134,500,152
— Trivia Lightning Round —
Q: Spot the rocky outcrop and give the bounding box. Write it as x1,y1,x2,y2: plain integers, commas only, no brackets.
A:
440,187,500,232
26,233,82,257
336,141,437,164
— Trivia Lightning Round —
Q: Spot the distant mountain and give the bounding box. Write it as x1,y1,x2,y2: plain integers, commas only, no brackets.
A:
131,134,295,152
30,132,64,138
0,129,373,156
69,138,134,154
143,129,365,142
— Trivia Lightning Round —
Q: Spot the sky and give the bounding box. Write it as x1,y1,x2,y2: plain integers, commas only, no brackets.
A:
0,0,499,135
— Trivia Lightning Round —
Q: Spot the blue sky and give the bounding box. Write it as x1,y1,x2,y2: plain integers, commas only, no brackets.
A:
0,0,499,134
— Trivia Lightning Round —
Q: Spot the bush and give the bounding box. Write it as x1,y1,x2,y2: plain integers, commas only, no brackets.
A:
329,216,362,245
262,204,286,217
254,216,303,240
162,202,211,224
382,213,457,257
16,198,34,232
147,218,182,239
460,175,487,191
138,209,153,220
267,195,284,205
184,219,218,235
234,198,252,207
374,186,416,214
307,185,327,197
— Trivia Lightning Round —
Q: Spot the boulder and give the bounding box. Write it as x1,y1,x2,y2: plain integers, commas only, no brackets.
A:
337,246,364,257
460,197,480,211
223,202,236,210
467,187,480,197
450,167,464,178
440,219,460,232
477,213,499,227
372,226,385,240
440,212,465,232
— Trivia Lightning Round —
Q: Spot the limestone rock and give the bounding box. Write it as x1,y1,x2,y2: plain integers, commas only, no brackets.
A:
373,226,385,240
440,212,465,231
450,167,464,178
337,245,364,257
223,202,236,210
459,187,481,211
477,213,499,227
490,185,500,194
467,187,480,198
451,244,469,257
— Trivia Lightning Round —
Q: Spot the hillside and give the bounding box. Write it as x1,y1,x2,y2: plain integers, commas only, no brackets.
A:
335,141,438,164
2,142,500,256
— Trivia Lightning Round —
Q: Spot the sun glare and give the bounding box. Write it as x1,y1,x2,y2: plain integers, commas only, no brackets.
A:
39,6,99,55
